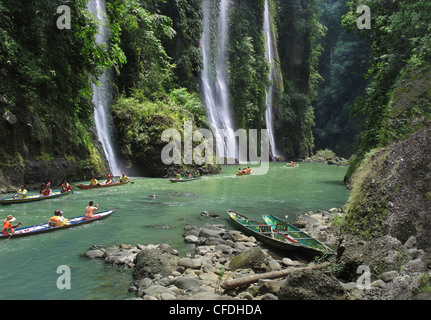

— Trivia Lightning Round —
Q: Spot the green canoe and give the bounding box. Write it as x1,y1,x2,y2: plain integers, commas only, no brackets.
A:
262,214,334,256
227,209,307,253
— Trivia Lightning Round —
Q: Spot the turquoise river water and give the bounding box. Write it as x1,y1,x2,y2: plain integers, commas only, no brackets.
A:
0,162,350,300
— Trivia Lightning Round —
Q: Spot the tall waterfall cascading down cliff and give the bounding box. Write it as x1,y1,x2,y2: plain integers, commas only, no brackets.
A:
87,0,122,176
200,0,237,162
264,0,279,159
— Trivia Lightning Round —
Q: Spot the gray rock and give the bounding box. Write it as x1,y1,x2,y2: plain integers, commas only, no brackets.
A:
133,248,179,280
279,269,346,300
380,271,399,283
174,275,202,290
85,249,105,259
105,251,135,266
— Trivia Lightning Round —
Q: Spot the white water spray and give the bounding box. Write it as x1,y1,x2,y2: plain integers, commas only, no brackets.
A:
264,0,279,159
200,0,237,162
87,0,122,176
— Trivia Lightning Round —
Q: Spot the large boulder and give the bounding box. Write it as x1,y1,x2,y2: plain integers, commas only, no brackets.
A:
133,248,179,280
279,269,346,300
230,247,269,272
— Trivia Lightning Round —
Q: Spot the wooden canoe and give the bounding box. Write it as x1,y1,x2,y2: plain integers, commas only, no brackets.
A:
236,171,252,176
0,191,73,205
0,209,116,240
76,181,130,190
169,177,200,183
227,209,303,252
262,214,334,256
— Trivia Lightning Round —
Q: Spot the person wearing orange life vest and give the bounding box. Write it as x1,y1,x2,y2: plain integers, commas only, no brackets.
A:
61,180,73,193
2,215,22,236
39,183,46,197
44,182,53,196
48,210,70,227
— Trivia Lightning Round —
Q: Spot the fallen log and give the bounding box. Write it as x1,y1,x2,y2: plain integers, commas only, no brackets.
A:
220,262,331,291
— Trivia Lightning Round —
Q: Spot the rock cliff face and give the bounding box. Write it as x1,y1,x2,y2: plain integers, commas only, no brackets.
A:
344,121,431,248
344,63,431,249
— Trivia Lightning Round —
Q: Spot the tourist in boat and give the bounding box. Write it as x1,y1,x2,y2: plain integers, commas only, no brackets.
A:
48,210,70,227
195,170,200,178
237,168,242,175
84,201,99,220
104,174,113,185
44,182,53,196
120,172,129,183
90,177,98,185
174,171,182,180
2,215,22,236
61,180,73,193
183,171,192,180
39,183,46,197
14,185,27,199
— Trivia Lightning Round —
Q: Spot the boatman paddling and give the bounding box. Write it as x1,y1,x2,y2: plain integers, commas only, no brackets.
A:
2,215,22,236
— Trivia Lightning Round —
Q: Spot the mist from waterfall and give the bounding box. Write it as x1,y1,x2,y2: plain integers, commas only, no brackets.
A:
200,0,237,162
264,0,279,159
87,0,122,176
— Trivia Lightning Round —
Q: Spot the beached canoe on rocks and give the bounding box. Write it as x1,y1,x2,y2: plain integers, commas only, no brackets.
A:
227,209,333,257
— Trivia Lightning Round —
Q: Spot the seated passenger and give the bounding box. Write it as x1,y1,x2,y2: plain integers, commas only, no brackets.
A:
48,210,70,227
15,185,28,199
44,182,52,196
61,180,73,193
120,173,129,183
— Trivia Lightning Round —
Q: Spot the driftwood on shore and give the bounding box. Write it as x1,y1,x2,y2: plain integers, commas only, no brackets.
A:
220,262,331,290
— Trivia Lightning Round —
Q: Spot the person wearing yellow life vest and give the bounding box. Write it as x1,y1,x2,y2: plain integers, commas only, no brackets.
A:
120,172,129,183
90,177,98,185
48,210,70,227
14,185,27,199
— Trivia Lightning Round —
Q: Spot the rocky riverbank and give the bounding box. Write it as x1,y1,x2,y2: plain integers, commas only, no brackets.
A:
84,208,431,300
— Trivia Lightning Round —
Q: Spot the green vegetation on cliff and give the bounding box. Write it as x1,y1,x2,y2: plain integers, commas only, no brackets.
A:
341,0,431,245
0,0,126,189
343,0,431,182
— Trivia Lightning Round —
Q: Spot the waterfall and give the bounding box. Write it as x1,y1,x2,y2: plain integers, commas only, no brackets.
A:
200,0,237,162
263,0,279,159
87,0,122,176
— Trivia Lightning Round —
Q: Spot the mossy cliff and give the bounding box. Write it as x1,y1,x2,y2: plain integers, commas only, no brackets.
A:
0,99,109,193
343,65,431,248
111,94,221,178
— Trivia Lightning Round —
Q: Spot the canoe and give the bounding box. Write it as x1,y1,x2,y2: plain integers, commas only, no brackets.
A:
0,209,116,240
227,209,304,253
227,209,333,257
169,177,200,183
285,163,299,168
0,191,73,205
236,171,252,176
76,181,130,190
262,214,334,256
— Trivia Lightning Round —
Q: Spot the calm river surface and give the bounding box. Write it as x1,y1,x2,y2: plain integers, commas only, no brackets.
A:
0,162,350,300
